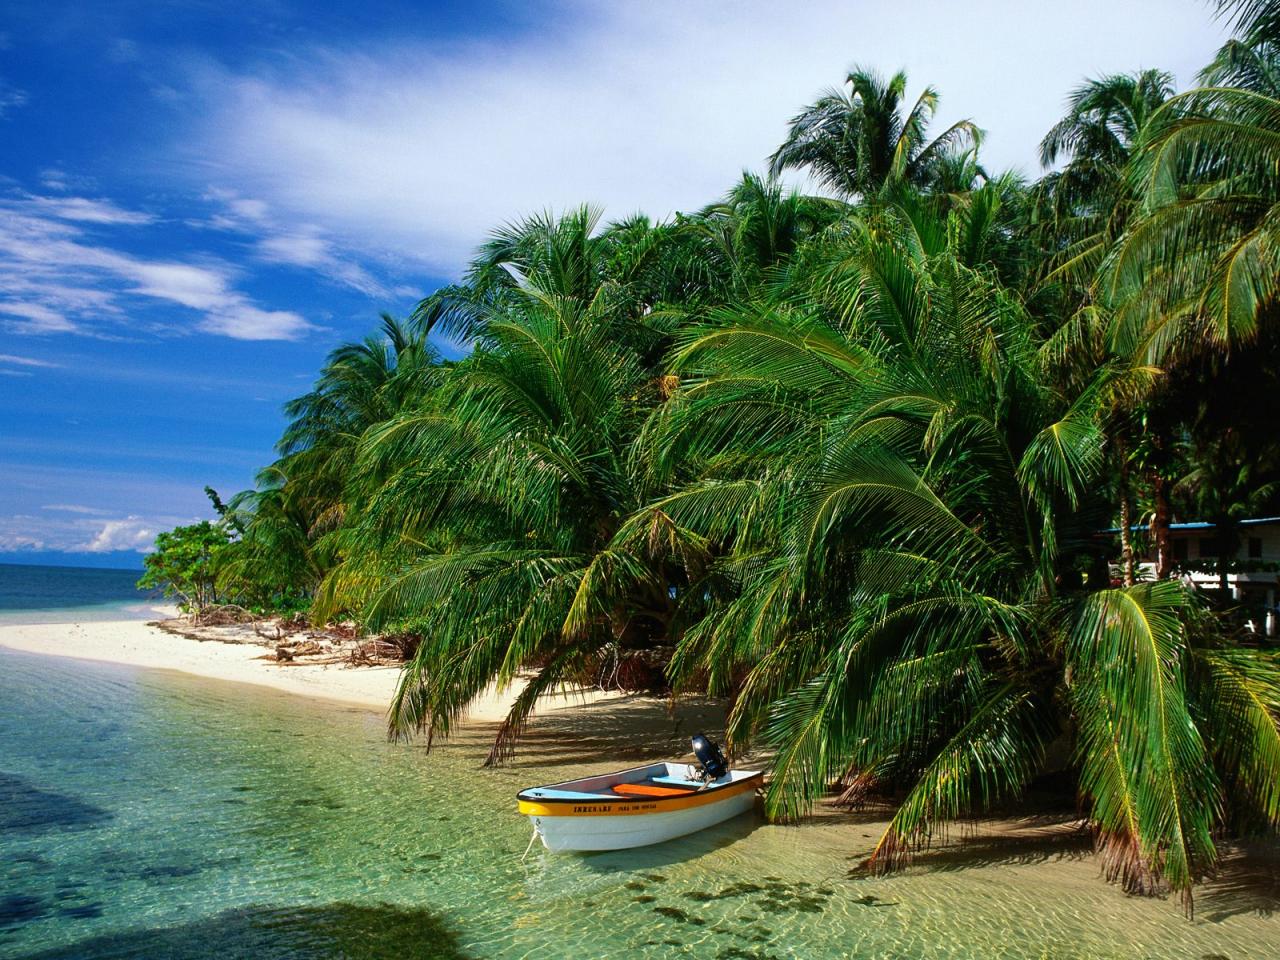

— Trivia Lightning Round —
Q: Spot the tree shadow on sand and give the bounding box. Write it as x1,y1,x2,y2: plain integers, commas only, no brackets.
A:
11,902,471,960
1195,845,1280,922
843,815,1095,877
467,695,729,770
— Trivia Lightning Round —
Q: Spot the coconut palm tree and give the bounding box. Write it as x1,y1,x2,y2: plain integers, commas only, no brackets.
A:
1201,30,1280,96
1109,3,1280,356
1032,69,1175,295
313,211,716,763
635,209,1280,907
769,66,980,200
220,315,440,605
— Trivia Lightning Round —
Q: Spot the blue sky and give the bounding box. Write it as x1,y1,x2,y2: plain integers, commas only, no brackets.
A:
0,1,1227,568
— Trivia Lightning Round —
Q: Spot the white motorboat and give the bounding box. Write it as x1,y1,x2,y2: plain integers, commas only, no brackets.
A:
516,735,762,852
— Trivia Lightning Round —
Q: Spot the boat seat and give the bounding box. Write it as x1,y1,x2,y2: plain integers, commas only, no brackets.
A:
651,775,706,788
613,782,698,798
523,788,613,801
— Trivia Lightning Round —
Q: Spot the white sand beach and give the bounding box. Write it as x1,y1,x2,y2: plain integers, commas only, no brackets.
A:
0,618,623,723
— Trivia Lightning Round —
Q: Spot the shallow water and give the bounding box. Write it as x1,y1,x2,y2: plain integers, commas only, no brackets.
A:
1,648,1276,960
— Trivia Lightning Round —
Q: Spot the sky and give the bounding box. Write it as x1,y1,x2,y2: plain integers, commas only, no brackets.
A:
0,0,1229,568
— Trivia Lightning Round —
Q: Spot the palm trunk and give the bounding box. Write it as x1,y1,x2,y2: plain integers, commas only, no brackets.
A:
1152,474,1172,579
1218,521,1236,605
1119,456,1135,587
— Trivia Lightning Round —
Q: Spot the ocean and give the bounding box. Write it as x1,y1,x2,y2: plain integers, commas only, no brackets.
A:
0,648,1275,958
0,564,160,625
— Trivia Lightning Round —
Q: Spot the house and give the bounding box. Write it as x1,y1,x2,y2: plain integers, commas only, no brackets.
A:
1105,517,1280,638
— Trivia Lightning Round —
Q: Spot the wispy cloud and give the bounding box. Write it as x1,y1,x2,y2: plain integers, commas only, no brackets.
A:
28,194,155,225
0,192,312,340
180,0,1222,274
42,503,113,515
0,352,60,368
0,301,77,333
196,187,392,297
0,79,26,117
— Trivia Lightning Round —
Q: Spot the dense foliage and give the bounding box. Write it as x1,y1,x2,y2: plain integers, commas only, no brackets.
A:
138,520,232,612
148,0,1280,906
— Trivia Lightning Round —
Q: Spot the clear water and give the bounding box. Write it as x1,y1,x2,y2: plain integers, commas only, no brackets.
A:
1,648,1276,960
0,564,160,625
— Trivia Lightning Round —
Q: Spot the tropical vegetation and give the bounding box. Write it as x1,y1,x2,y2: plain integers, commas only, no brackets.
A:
147,0,1280,908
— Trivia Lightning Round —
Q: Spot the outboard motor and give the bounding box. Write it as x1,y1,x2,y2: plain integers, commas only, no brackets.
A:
691,733,729,781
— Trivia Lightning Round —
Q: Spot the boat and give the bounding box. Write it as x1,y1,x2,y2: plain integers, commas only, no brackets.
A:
516,734,762,852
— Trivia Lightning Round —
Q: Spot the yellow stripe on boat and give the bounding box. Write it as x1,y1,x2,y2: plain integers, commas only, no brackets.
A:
517,775,759,818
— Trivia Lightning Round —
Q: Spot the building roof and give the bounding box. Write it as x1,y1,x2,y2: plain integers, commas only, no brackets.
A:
1099,517,1280,535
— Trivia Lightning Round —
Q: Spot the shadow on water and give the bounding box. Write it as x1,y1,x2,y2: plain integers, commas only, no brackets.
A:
9,903,471,960
571,812,764,874
0,772,112,835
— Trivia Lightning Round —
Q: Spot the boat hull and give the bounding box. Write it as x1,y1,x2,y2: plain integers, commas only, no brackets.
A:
522,777,759,852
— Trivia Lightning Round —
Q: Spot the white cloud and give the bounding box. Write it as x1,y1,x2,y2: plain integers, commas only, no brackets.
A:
180,0,1225,275
0,532,45,551
0,79,26,117
0,509,174,555
42,504,113,515
39,168,94,194
195,188,391,297
0,301,77,333
29,194,154,225
200,302,314,340
0,194,311,340
77,516,157,553
0,353,60,371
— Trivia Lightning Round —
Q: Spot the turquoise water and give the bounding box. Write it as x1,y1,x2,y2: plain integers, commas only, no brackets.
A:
0,564,159,625
1,648,1276,959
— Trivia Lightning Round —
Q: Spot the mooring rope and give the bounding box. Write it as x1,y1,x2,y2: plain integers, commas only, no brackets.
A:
520,826,539,862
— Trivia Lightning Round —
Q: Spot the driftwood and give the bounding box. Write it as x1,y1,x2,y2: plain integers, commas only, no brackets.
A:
152,611,415,668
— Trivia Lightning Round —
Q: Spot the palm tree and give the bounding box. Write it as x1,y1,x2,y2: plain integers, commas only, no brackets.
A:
1032,70,1175,296
635,208,1280,907
221,315,440,606
1201,31,1280,96
1109,4,1280,356
314,211,709,763
689,172,844,297
769,66,980,200
412,205,717,349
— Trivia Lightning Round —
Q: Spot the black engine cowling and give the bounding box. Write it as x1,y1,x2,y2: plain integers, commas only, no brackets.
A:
691,733,728,780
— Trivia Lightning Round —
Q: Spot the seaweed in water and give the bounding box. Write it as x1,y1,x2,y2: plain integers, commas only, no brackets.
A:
652,905,706,925
0,894,48,929
0,773,111,835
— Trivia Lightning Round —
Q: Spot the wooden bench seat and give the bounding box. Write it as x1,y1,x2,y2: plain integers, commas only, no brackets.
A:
612,782,699,798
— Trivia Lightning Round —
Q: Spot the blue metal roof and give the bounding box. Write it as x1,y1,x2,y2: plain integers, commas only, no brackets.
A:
1099,517,1280,535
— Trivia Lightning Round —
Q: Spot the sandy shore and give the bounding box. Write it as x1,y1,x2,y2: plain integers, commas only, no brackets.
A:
0,618,623,724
